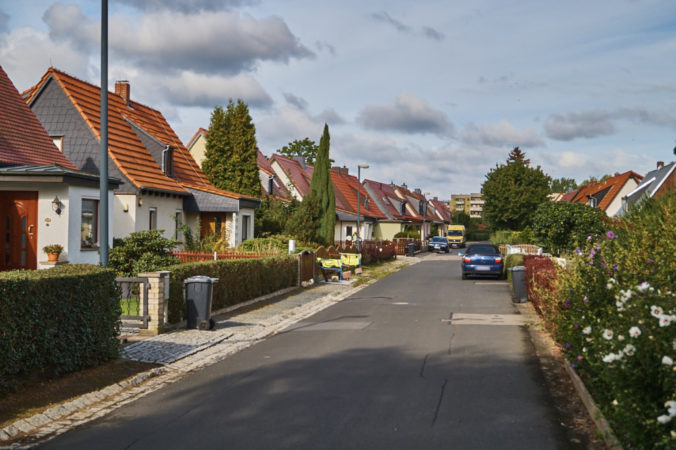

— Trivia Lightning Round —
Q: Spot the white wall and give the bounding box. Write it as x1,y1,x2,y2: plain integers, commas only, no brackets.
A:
270,160,302,200
606,180,640,217
133,193,184,240
113,194,137,239
64,185,113,266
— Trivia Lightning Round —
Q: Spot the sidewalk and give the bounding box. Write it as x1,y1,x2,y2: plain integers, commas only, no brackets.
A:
0,256,418,447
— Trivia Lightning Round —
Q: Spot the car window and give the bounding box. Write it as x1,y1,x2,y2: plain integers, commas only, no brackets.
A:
431,237,446,242
448,230,463,236
467,246,499,255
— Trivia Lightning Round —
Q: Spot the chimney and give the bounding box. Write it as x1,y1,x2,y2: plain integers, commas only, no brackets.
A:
414,188,422,195
115,80,130,105
342,165,349,175
402,182,407,190
434,196,438,201
293,156,306,169
657,161,665,169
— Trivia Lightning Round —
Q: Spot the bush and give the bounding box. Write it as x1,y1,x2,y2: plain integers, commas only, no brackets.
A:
167,255,298,323
0,265,120,396
466,230,490,241
531,202,606,256
523,255,558,322
108,230,179,276
504,253,524,286
537,194,675,448
394,231,420,239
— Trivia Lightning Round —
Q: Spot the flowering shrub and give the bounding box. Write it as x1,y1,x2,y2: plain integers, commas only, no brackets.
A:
551,194,675,448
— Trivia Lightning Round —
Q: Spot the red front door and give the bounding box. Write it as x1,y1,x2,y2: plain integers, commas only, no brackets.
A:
0,191,38,271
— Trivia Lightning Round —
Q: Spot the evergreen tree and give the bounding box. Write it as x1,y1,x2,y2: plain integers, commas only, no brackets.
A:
482,147,551,231
202,100,262,197
284,192,321,243
308,124,336,245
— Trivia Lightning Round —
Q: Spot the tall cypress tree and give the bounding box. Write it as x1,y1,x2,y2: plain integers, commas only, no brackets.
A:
308,124,336,245
202,100,261,197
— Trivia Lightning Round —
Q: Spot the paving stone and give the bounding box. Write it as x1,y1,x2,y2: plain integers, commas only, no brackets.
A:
0,429,10,441
12,419,34,433
25,414,51,428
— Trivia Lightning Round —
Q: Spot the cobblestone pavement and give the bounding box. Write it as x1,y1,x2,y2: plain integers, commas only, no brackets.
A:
1,257,419,448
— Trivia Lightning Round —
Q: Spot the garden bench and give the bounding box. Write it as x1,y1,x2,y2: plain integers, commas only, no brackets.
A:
317,252,362,281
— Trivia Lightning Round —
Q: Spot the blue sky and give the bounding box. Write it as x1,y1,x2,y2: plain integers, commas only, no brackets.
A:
2,0,675,198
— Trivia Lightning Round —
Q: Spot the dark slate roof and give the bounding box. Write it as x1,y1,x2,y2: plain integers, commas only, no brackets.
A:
0,163,120,186
627,162,675,200
183,187,240,212
0,66,78,169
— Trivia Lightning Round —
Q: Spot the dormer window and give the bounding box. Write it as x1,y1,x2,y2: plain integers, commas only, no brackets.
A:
364,197,369,210
52,136,63,152
162,146,174,177
268,175,274,194
401,201,407,215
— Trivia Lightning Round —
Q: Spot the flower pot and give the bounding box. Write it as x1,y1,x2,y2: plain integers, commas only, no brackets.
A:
47,252,59,262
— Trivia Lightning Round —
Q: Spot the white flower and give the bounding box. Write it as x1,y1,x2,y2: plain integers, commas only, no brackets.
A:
658,414,672,424
615,301,625,311
637,281,651,293
608,277,617,285
629,326,641,338
603,329,614,340
618,335,625,341
659,315,673,327
582,326,592,335
618,289,632,302
582,347,587,353
623,344,636,356
602,352,623,363
651,305,664,318
666,401,676,417
663,356,674,366
612,399,619,406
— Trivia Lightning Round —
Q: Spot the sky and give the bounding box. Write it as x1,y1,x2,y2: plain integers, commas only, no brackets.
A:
2,0,676,199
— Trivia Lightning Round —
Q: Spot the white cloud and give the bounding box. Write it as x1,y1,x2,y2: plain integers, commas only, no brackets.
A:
461,120,544,148
536,148,653,181
357,93,455,137
114,0,254,13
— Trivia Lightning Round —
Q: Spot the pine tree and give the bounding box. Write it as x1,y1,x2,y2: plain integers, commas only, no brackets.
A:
202,100,262,197
308,124,336,245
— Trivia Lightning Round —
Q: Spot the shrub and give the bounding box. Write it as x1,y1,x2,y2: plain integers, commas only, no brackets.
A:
541,194,675,448
531,202,606,255
466,230,490,241
394,231,420,239
504,253,524,286
167,255,298,323
0,265,120,396
108,230,179,276
523,255,558,324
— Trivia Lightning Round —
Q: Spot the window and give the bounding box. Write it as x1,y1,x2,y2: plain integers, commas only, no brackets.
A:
268,176,274,195
174,210,182,240
149,208,157,230
81,199,98,248
214,216,222,236
242,215,250,241
162,147,173,177
52,136,63,152
400,202,407,215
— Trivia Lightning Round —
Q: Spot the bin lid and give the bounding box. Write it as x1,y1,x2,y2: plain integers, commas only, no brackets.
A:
184,275,219,284
508,266,526,272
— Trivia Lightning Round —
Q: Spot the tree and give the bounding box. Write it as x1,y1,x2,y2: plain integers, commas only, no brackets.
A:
284,193,321,243
453,211,471,227
531,202,607,255
579,174,612,188
202,100,262,197
277,138,333,165
481,147,551,231
308,124,336,245
550,177,578,193
255,197,293,237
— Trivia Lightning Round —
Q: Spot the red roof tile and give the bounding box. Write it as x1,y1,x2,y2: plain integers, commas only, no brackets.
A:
330,168,386,219
363,180,420,222
571,171,642,211
0,66,77,169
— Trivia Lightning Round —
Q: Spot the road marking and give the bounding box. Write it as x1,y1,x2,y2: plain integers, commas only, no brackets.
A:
474,282,509,285
445,313,530,326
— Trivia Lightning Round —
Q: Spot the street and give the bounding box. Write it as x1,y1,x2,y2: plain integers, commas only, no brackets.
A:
41,254,570,449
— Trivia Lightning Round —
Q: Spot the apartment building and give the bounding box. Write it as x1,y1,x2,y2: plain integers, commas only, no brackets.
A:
450,193,484,219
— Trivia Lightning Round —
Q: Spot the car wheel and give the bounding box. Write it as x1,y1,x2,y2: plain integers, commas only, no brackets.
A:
445,249,449,253
461,272,467,280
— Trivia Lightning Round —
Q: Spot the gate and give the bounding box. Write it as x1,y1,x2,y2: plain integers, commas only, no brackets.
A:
298,250,316,285
116,277,150,330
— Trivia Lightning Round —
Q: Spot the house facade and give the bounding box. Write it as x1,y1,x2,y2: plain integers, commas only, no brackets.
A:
0,66,117,270
567,171,643,217
621,161,675,214
25,68,259,247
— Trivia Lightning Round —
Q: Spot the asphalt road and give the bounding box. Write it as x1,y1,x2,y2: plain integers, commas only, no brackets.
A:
41,253,569,449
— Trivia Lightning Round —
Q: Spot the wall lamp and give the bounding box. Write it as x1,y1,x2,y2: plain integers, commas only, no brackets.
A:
52,196,63,215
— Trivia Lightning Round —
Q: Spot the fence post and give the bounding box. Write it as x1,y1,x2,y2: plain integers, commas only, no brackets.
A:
137,271,170,335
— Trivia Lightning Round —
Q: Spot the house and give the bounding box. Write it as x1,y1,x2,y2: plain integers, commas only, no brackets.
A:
25,68,259,247
427,197,453,236
621,161,675,214
392,184,440,241
363,180,422,240
0,66,118,270
187,130,288,200
269,154,387,242
567,171,643,217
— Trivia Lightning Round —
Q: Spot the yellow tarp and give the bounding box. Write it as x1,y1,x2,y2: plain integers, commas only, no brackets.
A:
319,258,341,268
340,253,361,267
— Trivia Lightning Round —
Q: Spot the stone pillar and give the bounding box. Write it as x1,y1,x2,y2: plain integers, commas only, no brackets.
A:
137,271,171,336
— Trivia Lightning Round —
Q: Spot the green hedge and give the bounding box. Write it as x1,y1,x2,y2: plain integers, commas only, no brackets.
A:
504,253,524,287
466,230,490,241
0,265,121,396
167,255,298,323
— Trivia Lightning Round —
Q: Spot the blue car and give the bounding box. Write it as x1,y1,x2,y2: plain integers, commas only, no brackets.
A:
459,244,504,279
428,236,450,253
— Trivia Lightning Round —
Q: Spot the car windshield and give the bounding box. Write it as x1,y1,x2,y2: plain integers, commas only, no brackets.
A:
466,246,499,255
431,237,446,242
448,230,463,236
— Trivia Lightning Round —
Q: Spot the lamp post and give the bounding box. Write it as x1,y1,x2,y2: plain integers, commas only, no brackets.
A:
422,192,430,248
356,164,369,252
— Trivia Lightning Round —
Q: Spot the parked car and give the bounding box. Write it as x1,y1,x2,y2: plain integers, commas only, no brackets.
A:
459,244,504,279
446,225,466,248
428,236,450,253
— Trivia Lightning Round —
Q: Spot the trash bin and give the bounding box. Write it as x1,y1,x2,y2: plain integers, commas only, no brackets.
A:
184,276,219,330
406,242,416,256
509,266,527,303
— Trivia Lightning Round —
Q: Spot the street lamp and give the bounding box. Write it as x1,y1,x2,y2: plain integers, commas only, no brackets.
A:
356,164,369,252
422,192,430,247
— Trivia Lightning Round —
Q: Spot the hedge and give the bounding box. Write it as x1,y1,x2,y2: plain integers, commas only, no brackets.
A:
167,255,298,323
466,230,490,241
0,265,121,396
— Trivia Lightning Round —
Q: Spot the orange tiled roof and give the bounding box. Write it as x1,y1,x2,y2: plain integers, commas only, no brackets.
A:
330,168,386,219
429,198,452,222
25,68,256,202
187,127,207,150
0,66,77,169
394,185,435,222
364,180,421,222
270,153,314,197
571,171,643,211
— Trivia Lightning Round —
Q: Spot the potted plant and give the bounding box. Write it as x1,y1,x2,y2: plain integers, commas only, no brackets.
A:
43,244,63,262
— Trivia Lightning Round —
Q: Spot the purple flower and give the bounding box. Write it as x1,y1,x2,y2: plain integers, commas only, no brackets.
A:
606,231,615,239
566,343,572,349
587,236,592,240
595,245,601,251
574,322,580,328
589,250,596,259
601,263,606,269
577,355,583,361
564,300,572,308
571,363,578,369
583,297,589,303
575,248,582,255
647,259,654,264
613,263,619,271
